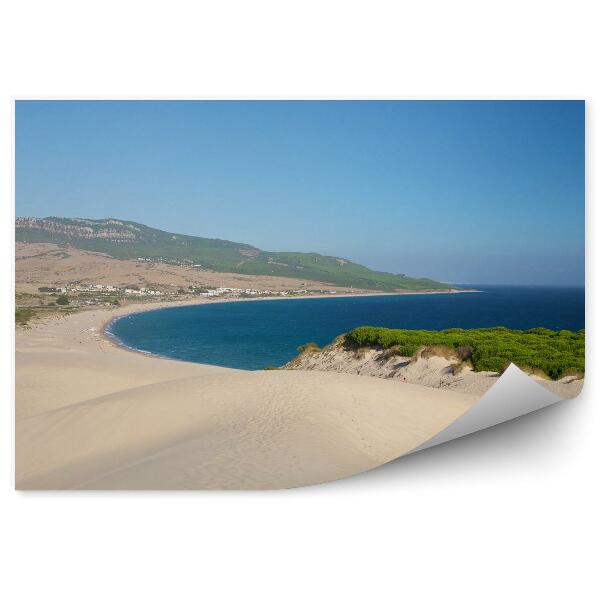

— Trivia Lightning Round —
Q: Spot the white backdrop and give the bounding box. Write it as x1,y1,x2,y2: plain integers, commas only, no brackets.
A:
1,2,597,599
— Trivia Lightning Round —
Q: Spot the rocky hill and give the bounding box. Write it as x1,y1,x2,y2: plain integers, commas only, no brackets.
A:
16,217,454,292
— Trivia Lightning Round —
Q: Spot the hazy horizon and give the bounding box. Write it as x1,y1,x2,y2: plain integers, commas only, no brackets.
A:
16,100,585,286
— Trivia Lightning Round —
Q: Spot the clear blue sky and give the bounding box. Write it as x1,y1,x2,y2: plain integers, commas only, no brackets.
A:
16,100,584,286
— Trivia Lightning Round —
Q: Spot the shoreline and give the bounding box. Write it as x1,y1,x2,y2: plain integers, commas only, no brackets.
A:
15,286,579,490
102,288,582,400
99,288,480,363
15,292,483,489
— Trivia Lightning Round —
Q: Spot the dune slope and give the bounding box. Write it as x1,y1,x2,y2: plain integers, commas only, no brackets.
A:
17,371,477,490
16,305,478,490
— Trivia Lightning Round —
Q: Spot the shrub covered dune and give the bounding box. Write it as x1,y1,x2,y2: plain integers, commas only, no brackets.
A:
345,326,585,380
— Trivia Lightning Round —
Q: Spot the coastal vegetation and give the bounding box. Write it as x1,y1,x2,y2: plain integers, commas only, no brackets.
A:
345,326,585,380
16,217,454,292
15,304,75,326
15,307,35,326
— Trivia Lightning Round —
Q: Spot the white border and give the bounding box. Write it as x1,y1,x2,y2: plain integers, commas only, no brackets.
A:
1,2,597,599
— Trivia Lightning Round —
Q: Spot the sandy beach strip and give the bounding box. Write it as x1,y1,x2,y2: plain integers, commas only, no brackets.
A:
15,298,480,490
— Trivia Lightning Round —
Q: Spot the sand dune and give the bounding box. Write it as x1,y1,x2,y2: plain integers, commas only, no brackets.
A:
16,304,479,490
17,371,476,490
285,335,583,400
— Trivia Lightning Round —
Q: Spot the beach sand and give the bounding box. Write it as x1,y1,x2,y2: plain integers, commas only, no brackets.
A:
15,301,480,489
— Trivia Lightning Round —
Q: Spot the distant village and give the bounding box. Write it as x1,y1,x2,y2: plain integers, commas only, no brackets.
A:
36,282,339,307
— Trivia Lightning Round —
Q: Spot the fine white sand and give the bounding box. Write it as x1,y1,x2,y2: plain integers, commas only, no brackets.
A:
16,303,480,490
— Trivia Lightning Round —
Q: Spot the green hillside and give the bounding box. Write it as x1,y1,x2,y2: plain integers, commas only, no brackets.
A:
15,217,455,292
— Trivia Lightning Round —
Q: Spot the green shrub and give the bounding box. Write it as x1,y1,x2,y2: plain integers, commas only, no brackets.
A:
56,295,70,305
15,307,35,326
345,326,585,380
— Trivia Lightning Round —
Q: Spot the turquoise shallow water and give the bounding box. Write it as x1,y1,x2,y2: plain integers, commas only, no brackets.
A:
107,285,585,370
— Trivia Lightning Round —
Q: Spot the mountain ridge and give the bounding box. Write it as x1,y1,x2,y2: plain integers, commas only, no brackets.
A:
15,216,454,292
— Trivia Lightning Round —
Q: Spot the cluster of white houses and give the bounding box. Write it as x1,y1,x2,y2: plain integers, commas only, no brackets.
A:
199,287,311,297
44,283,330,299
63,283,165,296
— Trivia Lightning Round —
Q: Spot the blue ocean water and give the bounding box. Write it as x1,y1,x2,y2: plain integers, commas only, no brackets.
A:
107,285,585,371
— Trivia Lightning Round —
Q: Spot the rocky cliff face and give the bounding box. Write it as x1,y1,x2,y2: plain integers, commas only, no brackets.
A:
16,217,140,241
